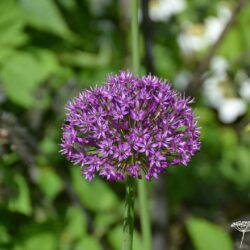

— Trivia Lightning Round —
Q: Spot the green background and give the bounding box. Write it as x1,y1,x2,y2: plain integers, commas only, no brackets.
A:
0,0,250,249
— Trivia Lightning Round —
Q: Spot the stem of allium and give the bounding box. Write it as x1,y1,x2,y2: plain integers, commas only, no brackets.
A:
122,178,136,250
131,0,152,250
138,179,152,250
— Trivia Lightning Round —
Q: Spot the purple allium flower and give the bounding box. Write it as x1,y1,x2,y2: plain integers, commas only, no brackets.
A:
60,71,201,181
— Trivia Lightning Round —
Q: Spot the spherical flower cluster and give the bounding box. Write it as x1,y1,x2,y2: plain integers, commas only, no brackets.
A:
60,71,200,181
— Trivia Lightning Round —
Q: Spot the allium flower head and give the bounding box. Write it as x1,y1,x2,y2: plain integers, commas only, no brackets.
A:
60,71,201,181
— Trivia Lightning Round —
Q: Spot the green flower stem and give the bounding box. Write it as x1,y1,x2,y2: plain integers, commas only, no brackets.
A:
122,178,136,250
138,179,152,250
131,0,152,250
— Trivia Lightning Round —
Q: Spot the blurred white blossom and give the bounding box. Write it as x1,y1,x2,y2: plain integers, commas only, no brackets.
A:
203,56,247,123
149,0,186,22
203,74,226,108
218,98,246,124
205,4,231,43
239,79,250,101
178,4,231,55
203,57,228,108
235,70,248,83
178,23,207,55
231,221,250,248
210,56,229,75
235,71,250,101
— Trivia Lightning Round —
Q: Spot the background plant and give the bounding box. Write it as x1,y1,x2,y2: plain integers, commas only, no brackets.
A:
0,0,250,249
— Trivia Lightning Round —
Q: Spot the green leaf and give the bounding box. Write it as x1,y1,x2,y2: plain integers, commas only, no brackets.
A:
201,126,221,156
57,0,76,11
0,225,11,244
186,217,233,250
78,68,114,88
107,225,143,250
94,211,120,237
154,45,178,79
238,4,250,50
39,135,58,155
35,50,60,76
220,146,250,187
0,0,27,47
15,233,56,250
61,41,111,68
0,48,15,63
75,237,102,250
60,206,87,245
8,174,32,215
195,107,216,125
218,28,243,60
19,0,71,38
70,167,120,212
0,52,43,107
220,128,238,150
37,167,63,200
218,4,250,61
0,51,58,107
0,20,28,47
0,0,18,24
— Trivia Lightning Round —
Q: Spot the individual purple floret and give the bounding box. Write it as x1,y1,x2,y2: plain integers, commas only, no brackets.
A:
60,71,201,181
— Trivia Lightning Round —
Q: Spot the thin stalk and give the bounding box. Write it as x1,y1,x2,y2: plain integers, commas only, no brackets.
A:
131,0,140,75
138,178,152,250
131,1,152,249
122,178,136,250
240,231,245,248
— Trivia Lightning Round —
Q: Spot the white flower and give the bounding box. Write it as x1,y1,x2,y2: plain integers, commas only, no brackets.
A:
204,17,224,44
231,221,250,248
210,56,229,75
218,98,246,123
231,221,250,232
203,74,226,108
235,71,250,101
178,4,231,55
203,57,228,109
202,57,247,123
217,4,232,21
178,23,207,55
204,5,231,44
149,0,186,22
239,78,250,101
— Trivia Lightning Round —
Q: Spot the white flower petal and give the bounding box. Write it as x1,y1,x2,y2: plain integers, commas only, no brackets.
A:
210,56,229,75
239,79,250,101
218,98,246,123
149,0,186,21
178,4,231,55
203,75,226,108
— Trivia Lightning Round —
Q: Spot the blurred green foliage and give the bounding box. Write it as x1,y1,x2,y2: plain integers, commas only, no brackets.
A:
0,0,250,249
186,217,233,250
